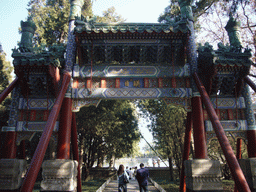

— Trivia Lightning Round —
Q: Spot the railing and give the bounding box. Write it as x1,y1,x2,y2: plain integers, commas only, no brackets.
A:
20,72,71,192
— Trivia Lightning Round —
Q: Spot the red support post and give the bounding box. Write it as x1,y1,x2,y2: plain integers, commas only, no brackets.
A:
1,131,17,159
56,97,72,159
20,72,71,192
234,138,242,192
193,72,250,192
0,77,18,104
179,112,192,192
247,130,256,158
192,96,208,159
71,113,82,192
236,138,242,159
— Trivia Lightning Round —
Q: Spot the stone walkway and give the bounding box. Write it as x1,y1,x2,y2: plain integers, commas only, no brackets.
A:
103,179,159,192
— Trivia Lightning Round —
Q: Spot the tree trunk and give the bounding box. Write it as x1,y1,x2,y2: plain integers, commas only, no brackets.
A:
168,157,174,181
90,141,97,168
97,152,103,167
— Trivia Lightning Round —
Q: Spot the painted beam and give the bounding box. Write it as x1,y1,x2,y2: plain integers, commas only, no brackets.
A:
75,64,190,78
72,88,192,99
205,120,248,131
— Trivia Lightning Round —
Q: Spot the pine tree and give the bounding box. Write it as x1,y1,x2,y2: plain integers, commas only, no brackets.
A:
27,0,93,45
0,43,13,127
27,0,125,46
96,6,125,23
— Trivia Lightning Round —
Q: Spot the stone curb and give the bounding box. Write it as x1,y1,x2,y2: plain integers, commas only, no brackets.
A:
95,177,112,192
149,178,166,192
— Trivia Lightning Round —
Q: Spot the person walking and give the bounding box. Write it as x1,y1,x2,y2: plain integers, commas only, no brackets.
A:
136,163,149,192
117,164,129,192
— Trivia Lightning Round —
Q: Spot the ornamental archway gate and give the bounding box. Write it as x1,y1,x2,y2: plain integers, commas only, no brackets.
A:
0,1,255,192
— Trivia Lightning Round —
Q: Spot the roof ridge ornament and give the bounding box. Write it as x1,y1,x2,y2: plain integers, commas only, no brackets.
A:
225,16,242,53
178,0,194,21
69,0,85,21
19,17,37,53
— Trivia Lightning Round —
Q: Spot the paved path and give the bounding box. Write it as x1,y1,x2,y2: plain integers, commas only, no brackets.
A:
103,179,159,192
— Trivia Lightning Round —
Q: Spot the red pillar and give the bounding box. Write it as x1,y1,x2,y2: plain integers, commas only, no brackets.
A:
234,138,242,192
179,112,192,192
247,130,256,158
1,131,17,159
236,138,242,159
192,96,208,159
71,113,82,192
57,97,72,159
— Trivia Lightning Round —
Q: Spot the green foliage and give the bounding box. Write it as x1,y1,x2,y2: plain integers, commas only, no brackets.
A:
158,1,180,23
0,50,13,127
150,177,235,192
81,179,107,192
158,0,229,23
137,100,187,175
208,137,248,179
27,1,125,46
27,0,93,45
76,100,140,168
96,6,126,23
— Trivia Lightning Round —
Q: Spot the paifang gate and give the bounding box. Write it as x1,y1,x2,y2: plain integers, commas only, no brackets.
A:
0,0,255,192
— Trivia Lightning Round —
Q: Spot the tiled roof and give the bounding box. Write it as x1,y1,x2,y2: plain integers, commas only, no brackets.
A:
74,20,190,34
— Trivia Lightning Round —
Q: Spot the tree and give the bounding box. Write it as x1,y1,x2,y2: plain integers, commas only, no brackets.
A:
96,6,125,23
158,0,221,23
137,99,187,180
0,44,13,127
27,0,93,45
27,1,125,46
76,100,140,178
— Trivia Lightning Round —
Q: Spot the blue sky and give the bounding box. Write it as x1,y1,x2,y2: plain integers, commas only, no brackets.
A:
0,0,169,62
0,0,30,62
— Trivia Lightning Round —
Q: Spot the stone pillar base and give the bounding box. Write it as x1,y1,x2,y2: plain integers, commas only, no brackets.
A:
41,159,78,192
185,159,223,191
0,159,27,190
239,158,256,191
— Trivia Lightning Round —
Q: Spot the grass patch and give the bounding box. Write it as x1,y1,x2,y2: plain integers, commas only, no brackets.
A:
150,176,235,192
32,181,41,192
222,180,235,192
82,178,107,192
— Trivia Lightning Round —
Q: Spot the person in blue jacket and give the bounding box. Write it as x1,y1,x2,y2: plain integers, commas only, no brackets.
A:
117,164,129,192
136,163,149,192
